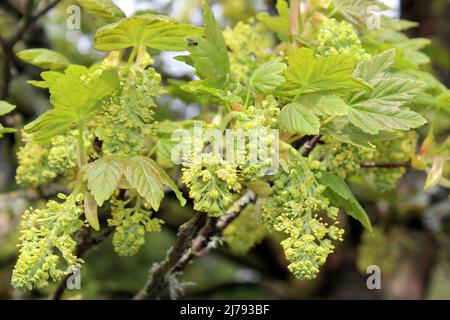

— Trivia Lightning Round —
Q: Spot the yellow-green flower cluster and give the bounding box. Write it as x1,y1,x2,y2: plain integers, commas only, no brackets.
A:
261,160,344,280
316,18,370,61
312,137,374,179
11,193,84,291
95,66,161,156
223,204,266,255
108,200,163,256
182,153,241,217
234,98,280,181
364,131,418,191
16,131,90,187
223,20,274,84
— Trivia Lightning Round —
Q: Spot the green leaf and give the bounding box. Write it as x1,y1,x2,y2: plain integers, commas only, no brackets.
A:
279,102,320,135
357,78,424,108
347,104,427,135
285,48,367,95
23,109,77,142
125,156,165,211
314,95,349,116
0,100,16,116
76,0,126,24
257,0,290,41
84,191,100,231
25,66,119,142
148,158,186,206
84,156,126,207
180,81,241,104
185,0,230,89
321,119,399,150
353,49,396,85
125,156,186,210
16,49,70,70
94,14,203,52
318,171,372,231
250,59,287,94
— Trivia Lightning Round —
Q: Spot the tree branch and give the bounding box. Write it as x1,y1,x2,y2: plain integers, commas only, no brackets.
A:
134,190,256,300
0,0,62,99
51,227,113,300
133,212,207,300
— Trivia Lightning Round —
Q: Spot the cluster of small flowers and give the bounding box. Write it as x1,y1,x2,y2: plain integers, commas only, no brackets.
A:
261,160,344,280
11,194,84,290
108,199,163,256
223,19,274,84
364,131,418,191
311,137,374,179
16,130,91,186
316,18,370,61
95,66,161,156
182,152,241,217
234,98,280,181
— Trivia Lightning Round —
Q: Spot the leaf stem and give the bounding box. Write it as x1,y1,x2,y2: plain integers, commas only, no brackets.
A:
127,47,138,66
77,122,86,168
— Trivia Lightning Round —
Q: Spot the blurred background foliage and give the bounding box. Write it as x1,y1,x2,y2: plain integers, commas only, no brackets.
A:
0,0,449,300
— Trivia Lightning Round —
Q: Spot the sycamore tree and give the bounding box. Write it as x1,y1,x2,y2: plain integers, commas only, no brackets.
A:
0,0,448,299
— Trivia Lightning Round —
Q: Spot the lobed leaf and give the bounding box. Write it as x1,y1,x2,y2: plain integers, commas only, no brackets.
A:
94,15,203,52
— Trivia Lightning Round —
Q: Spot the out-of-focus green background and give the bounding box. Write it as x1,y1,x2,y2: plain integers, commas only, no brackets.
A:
0,0,449,299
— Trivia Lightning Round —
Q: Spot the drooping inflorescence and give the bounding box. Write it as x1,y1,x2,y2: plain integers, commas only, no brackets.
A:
12,194,84,291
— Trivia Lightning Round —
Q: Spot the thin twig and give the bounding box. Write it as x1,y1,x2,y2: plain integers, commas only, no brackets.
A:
51,227,113,300
361,161,411,169
302,134,322,157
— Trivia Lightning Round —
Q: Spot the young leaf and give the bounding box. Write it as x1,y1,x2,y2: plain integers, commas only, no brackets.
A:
318,171,372,231
16,49,70,70
0,101,16,138
314,95,349,116
425,156,444,189
353,49,396,85
76,0,126,24
85,156,126,207
185,0,230,89
250,59,287,94
257,0,290,41
0,100,16,116
125,156,165,211
285,48,367,95
84,191,100,231
279,102,320,135
347,104,427,135
94,15,203,52
25,66,119,142
357,78,424,108
148,158,186,206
